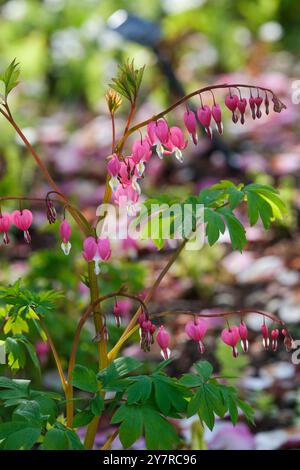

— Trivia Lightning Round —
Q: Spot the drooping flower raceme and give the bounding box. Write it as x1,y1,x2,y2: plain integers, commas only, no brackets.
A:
59,219,72,255
12,209,33,244
185,318,208,353
0,212,11,245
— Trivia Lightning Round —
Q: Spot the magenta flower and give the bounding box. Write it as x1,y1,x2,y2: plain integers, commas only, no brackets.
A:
185,318,208,353
225,94,239,123
0,212,11,245
118,158,135,187
12,209,33,244
212,104,223,135
225,94,238,111
59,219,72,255
147,119,169,159
108,154,121,192
114,185,140,215
113,301,122,327
239,321,249,352
249,96,256,120
82,236,98,262
132,139,151,164
97,237,111,261
255,95,263,118
271,329,279,351
221,326,240,358
237,98,247,124
166,126,188,162
156,325,171,360
261,323,269,350
197,105,212,139
154,119,169,145
184,110,198,145
82,236,111,275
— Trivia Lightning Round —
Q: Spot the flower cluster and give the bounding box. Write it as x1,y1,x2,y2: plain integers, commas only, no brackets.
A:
155,317,293,360
107,87,280,213
0,209,33,244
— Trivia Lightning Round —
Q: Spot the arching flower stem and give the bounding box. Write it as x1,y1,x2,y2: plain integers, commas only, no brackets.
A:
115,83,285,154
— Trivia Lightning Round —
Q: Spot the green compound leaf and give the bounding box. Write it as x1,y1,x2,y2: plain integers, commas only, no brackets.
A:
112,404,179,450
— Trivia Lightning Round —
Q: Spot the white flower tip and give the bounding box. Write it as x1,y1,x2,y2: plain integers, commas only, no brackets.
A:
61,241,71,255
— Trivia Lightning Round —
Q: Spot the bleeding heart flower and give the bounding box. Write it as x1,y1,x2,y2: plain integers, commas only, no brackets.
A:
185,318,208,353
0,212,11,245
82,236,111,275
184,110,198,145
12,209,33,244
59,219,72,255
221,325,240,357
108,154,121,192
239,321,249,352
212,104,223,135
82,236,98,262
225,94,239,111
261,323,270,350
225,94,239,123
97,237,111,261
132,139,151,164
271,329,279,351
165,126,188,162
237,98,247,124
249,96,256,120
156,325,171,360
197,105,212,139
255,96,263,118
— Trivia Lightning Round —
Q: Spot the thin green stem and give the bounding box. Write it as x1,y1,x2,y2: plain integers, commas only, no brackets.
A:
40,319,67,393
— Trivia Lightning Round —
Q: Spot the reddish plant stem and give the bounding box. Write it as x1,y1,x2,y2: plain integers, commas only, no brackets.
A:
0,107,91,235
153,308,286,327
